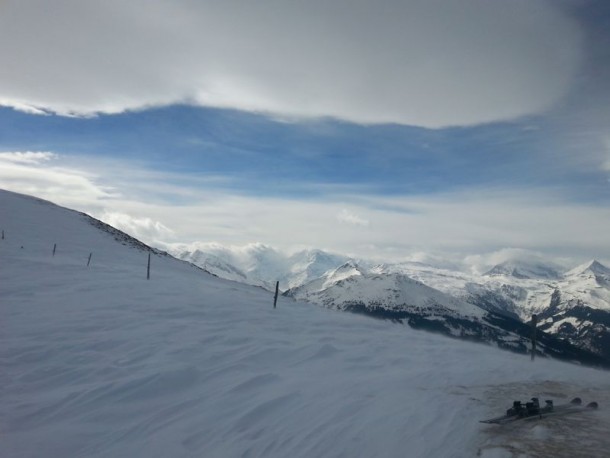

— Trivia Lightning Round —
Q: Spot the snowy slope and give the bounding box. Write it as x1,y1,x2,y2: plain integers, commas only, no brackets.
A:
284,262,610,364
2,189,610,458
174,248,251,284
285,249,351,288
287,263,484,318
287,260,367,296
533,261,610,360
374,260,610,361
170,243,610,321
559,260,610,312
371,261,556,319
169,237,610,361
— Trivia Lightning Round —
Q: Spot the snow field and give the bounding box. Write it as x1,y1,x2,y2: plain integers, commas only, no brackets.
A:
1,190,609,457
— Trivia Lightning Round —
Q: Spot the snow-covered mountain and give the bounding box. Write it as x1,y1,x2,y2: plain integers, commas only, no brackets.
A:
288,262,484,318
169,242,350,291
533,260,610,360
3,188,610,457
448,259,610,361
285,262,610,366
285,248,351,288
370,260,555,319
170,239,610,362
562,260,610,309
175,248,250,283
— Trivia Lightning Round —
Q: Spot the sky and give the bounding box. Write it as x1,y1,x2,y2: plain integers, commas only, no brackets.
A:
0,0,609,269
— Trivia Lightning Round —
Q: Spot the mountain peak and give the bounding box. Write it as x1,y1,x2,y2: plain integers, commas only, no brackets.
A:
567,259,610,277
483,259,561,280
588,260,609,272
332,260,364,274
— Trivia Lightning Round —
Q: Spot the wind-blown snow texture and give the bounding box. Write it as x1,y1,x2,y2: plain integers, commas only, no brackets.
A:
1,189,609,458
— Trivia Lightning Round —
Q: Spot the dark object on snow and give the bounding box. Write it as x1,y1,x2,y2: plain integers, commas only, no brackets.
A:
505,397,540,417
480,397,594,425
531,314,538,361
274,281,279,308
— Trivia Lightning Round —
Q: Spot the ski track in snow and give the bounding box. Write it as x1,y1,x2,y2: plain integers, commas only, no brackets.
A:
1,189,609,458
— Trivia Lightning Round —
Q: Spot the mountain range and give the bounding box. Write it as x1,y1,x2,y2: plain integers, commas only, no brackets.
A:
170,244,610,366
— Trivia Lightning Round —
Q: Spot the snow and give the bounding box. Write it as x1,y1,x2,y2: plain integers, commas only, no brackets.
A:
546,316,588,334
170,244,610,322
1,189,610,458
288,268,486,319
370,262,557,319
167,242,350,291
556,263,610,312
565,259,610,278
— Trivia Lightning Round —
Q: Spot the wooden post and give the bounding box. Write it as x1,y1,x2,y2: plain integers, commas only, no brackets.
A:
87,253,92,267
1,229,4,240
531,314,538,361
273,281,279,308
52,243,57,256
147,252,151,280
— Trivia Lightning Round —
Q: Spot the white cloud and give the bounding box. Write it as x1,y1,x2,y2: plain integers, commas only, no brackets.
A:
0,151,56,164
99,211,174,243
0,101,50,116
0,151,116,209
2,153,609,264
462,248,561,275
0,153,175,244
0,0,583,128
337,209,369,227
94,186,610,264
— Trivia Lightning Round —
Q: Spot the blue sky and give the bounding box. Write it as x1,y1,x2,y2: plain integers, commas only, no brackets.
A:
0,0,609,268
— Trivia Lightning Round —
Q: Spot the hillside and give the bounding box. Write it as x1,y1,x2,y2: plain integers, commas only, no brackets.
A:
1,189,609,458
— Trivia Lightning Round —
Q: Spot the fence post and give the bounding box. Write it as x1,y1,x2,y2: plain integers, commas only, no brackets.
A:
531,314,537,361
147,252,151,280
87,253,92,267
1,230,4,240
273,281,279,308
52,243,57,256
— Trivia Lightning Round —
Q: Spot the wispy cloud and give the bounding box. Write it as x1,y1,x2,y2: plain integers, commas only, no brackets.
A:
100,211,174,243
0,100,50,116
0,151,56,164
463,248,565,275
0,151,116,209
337,209,369,227
1,153,609,264
0,0,583,128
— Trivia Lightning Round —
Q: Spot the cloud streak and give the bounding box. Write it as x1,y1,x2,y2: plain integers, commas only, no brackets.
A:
0,151,56,164
0,0,583,127
337,209,369,227
0,151,116,209
1,153,608,265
